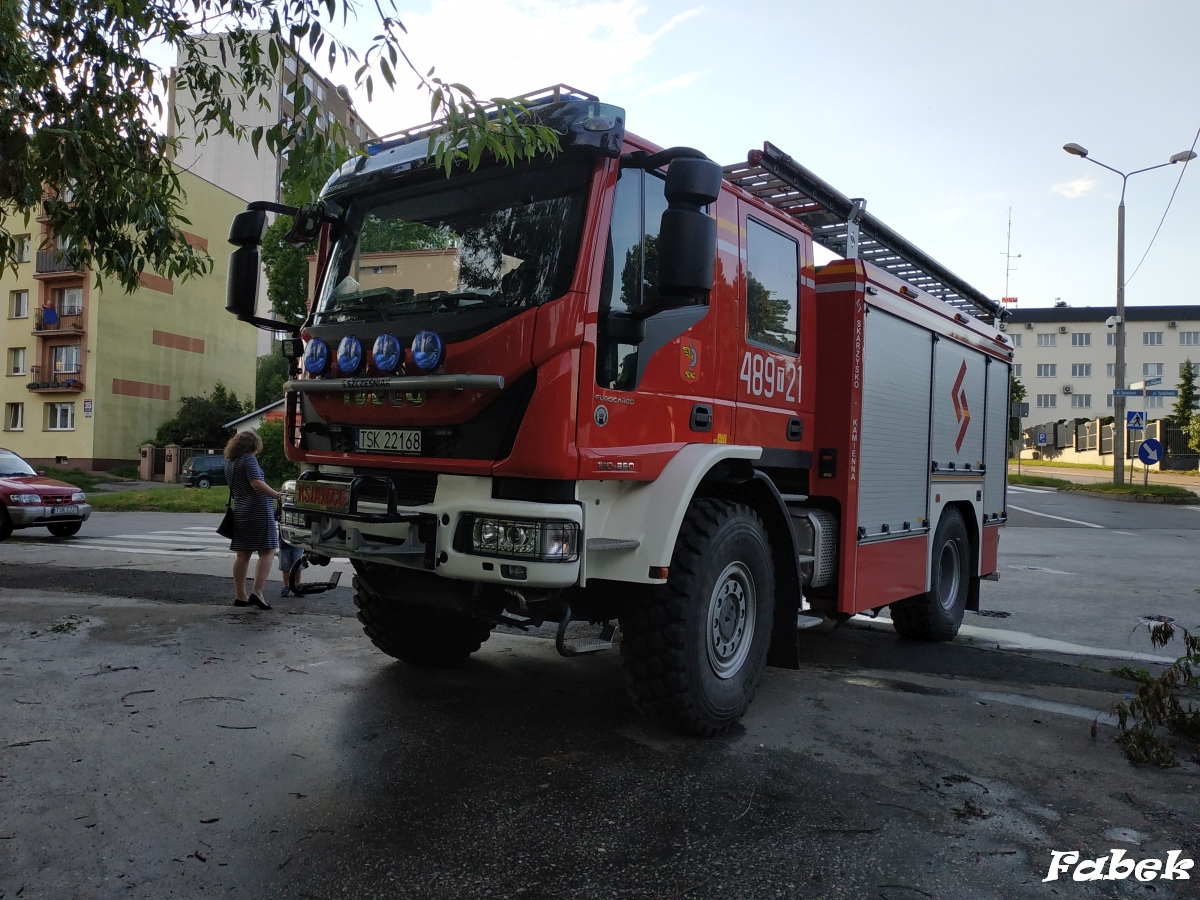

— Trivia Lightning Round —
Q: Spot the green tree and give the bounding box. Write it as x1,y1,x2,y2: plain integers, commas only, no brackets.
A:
1010,377,1027,407
746,273,793,352
256,345,290,409
1,0,560,292
260,215,316,326
155,383,250,447
1173,359,1196,422
256,420,299,486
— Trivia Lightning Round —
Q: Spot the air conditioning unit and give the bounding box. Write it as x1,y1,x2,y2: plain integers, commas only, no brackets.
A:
1062,384,1073,394
1058,325,1069,333
1168,320,1179,328
998,322,1007,331
1025,322,1034,329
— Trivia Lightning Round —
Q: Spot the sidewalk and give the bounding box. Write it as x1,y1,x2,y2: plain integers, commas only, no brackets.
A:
1009,461,1200,494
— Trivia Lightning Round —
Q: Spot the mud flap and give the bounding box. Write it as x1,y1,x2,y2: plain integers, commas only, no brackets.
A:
966,574,980,612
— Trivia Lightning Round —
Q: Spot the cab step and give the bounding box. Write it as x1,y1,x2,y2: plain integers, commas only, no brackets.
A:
555,601,617,657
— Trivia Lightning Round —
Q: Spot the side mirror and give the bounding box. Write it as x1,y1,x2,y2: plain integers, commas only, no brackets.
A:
655,158,722,306
226,209,267,322
285,203,324,247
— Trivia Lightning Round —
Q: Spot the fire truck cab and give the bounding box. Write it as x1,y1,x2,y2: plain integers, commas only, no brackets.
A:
225,86,1012,736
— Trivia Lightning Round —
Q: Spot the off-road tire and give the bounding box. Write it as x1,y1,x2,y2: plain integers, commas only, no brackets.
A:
197,477,212,489
619,498,776,736
47,522,82,538
352,573,493,667
0,508,12,541
890,507,970,641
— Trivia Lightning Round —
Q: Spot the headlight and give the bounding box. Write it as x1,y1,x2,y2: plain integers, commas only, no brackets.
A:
71,492,86,502
337,335,363,374
457,515,579,562
303,338,329,375
411,330,445,371
9,494,41,504
372,332,402,372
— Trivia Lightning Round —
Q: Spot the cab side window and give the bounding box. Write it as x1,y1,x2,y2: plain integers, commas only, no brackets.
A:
596,169,669,391
745,217,799,354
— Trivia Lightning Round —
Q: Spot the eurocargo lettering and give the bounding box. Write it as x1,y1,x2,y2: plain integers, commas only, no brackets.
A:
222,85,1013,736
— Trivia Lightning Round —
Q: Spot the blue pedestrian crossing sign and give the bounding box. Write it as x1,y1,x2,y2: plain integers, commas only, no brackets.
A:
1138,438,1164,466
1126,410,1146,430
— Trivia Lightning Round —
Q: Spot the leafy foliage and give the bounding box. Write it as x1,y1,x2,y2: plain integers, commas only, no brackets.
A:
1174,358,1200,452
260,214,315,326
1010,377,1026,405
746,273,794,352
256,419,299,486
154,382,250,447
1098,622,1200,767
256,344,291,409
1,0,560,291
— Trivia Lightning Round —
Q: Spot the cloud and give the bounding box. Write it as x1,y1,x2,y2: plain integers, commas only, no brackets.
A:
635,69,707,99
1052,177,1096,199
341,0,705,135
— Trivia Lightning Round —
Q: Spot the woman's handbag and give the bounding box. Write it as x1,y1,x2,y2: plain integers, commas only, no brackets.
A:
216,489,236,539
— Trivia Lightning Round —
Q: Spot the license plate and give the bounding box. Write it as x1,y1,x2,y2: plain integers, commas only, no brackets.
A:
294,482,350,513
49,505,79,516
355,428,422,455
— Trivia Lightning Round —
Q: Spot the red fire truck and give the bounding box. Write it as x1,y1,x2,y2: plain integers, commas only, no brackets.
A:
224,86,1013,735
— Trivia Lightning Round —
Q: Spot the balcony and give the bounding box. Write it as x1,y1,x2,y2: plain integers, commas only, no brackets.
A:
34,250,82,279
32,312,85,335
26,365,84,393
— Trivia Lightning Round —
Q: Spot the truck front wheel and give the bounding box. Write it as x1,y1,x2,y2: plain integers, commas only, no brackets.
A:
352,566,494,667
890,507,970,641
620,499,776,736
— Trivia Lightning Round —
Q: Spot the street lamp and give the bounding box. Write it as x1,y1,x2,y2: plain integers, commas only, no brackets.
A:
1062,142,1198,484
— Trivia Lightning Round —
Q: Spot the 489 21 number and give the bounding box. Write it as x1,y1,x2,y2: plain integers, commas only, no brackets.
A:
740,351,799,402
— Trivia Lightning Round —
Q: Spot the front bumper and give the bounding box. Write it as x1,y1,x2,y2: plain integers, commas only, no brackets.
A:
6,503,92,528
280,474,582,588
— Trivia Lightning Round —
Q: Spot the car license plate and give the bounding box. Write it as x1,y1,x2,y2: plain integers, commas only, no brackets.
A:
49,505,79,516
293,482,350,514
356,428,421,455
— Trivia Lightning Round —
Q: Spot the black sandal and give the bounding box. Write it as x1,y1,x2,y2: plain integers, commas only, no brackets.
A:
248,593,272,610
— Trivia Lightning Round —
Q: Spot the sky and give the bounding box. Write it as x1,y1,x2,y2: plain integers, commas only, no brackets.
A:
202,0,1200,310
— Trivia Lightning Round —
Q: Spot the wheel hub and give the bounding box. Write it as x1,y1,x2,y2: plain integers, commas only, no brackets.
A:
937,539,961,610
705,562,756,680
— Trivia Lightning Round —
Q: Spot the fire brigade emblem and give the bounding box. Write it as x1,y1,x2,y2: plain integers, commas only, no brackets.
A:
951,360,971,452
680,340,700,381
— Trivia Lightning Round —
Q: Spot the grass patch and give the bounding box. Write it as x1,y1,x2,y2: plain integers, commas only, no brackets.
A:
88,487,229,513
1008,474,1073,489
105,463,141,480
1009,459,1114,471
41,467,108,491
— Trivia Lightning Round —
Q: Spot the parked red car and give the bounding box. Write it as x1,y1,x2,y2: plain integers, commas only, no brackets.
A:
0,448,91,540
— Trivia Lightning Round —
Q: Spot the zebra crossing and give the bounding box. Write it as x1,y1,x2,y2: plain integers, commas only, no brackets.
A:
58,526,349,564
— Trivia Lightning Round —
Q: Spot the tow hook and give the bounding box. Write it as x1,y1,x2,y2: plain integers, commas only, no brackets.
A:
555,599,616,657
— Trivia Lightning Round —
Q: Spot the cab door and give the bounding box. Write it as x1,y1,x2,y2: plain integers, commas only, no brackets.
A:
577,165,717,481
732,203,809,469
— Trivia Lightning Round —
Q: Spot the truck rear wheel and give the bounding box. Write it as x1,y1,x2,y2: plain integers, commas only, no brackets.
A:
890,507,970,641
352,569,494,667
619,499,776,736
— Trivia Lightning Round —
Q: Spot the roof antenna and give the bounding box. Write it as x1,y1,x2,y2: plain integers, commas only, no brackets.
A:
1001,207,1021,308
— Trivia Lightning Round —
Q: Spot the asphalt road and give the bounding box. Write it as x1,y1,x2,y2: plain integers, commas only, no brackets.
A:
2,490,1200,898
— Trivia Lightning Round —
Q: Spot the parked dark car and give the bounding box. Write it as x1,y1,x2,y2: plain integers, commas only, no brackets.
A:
181,454,228,489
0,448,91,540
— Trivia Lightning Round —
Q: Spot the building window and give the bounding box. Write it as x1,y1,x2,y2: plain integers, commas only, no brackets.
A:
1013,364,1022,377
1071,363,1091,377
1143,362,1163,377
1010,333,1022,348
1036,394,1057,408
1181,331,1199,346
745,217,800,354
10,290,28,319
5,403,23,431
51,344,81,374
1071,332,1091,346
7,347,25,376
1146,396,1164,408
1036,363,1057,377
1106,394,1113,408
1037,333,1056,347
54,287,83,315
1071,394,1092,408
1107,363,1115,378
1181,362,1200,377
1143,332,1162,346
284,55,296,73
16,235,32,264
316,82,326,102
1107,332,1116,346
46,402,74,431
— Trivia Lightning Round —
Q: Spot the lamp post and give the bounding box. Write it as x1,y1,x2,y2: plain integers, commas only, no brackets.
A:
1062,143,1197,484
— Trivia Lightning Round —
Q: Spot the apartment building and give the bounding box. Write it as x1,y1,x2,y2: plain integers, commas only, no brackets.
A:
1005,305,1200,419
1,170,256,469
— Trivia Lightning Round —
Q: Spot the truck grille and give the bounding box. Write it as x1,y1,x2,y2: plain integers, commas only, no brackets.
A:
390,472,438,507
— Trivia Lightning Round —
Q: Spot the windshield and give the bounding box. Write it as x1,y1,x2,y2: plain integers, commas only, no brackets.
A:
314,158,593,324
0,450,37,477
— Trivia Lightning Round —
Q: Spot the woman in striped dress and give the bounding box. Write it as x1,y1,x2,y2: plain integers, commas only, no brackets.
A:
224,431,281,610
